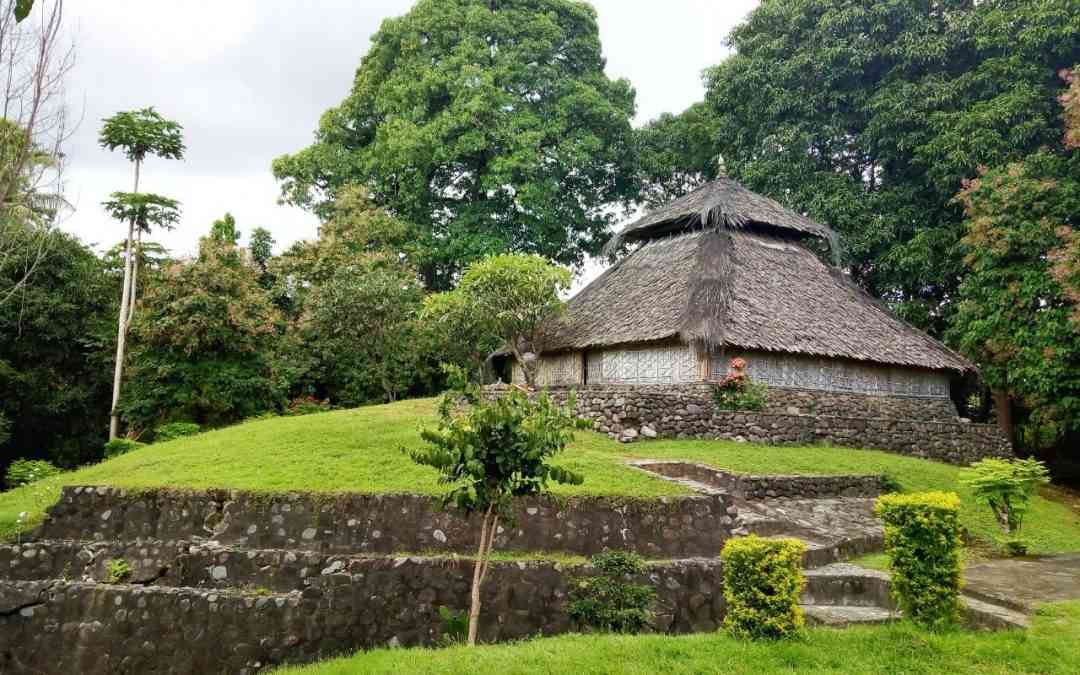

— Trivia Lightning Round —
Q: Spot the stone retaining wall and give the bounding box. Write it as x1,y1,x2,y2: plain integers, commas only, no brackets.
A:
0,557,724,675
630,461,887,500
37,487,736,559
495,384,1011,465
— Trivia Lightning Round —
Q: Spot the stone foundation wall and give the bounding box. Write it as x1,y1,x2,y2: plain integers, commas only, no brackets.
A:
492,384,1011,465
0,557,724,675
761,387,958,421
37,487,736,559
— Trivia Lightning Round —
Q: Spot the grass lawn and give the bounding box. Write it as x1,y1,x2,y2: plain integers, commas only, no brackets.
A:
2,398,1079,555
277,602,1080,675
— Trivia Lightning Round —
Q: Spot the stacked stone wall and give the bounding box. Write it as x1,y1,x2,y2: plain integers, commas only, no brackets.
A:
36,486,736,560
492,384,1011,465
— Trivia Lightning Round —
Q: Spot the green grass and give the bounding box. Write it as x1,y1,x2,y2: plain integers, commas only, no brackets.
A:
277,603,1080,674
2,398,1079,556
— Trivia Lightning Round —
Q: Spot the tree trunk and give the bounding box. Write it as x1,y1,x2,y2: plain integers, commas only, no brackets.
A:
108,159,140,440
467,505,495,646
992,389,1014,447
511,345,536,390
127,226,141,325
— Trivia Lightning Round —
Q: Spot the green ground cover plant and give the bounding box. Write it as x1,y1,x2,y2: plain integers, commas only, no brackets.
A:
1,399,1078,555
275,602,1080,674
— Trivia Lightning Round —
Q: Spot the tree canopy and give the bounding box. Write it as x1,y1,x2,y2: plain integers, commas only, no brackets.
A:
272,0,638,289
682,0,1080,335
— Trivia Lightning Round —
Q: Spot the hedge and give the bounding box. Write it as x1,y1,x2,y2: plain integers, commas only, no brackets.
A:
721,535,806,639
875,491,963,628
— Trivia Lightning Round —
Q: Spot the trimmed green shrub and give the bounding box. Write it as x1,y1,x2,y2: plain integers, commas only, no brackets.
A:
103,438,144,460
285,396,334,417
961,458,1050,555
567,550,656,634
875,491,963,627
5,459,62,489
154,421,201,443
720,535,806,640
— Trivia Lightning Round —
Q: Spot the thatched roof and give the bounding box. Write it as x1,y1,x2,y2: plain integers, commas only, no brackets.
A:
604,178,836,254
539,230,972,373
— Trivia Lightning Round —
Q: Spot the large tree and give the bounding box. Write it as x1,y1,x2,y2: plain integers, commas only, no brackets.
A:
118,227,283,431
272,0,638,289
684,0,1080,335
949,68,1080,459
0,227,117,469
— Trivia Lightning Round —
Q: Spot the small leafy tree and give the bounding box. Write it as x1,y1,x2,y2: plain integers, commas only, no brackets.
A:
99,107,184,440
406,379,584,645
961,458,1050,554
429,254,570,389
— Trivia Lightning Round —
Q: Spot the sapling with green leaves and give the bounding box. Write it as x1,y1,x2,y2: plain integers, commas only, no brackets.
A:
99,107,184,439
406,370,584,645
961,457,1050,554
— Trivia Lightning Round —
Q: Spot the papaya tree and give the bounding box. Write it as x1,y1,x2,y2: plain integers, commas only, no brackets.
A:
99,107,184,439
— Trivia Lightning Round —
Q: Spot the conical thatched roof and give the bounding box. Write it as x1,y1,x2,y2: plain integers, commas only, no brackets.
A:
539,229,972,372
604,178,836,255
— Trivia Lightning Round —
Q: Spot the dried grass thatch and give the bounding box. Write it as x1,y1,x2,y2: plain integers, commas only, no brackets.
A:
603,178,835,256
539,229,972,373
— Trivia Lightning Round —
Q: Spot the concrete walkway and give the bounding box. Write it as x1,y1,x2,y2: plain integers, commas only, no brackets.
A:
963,555,1080,612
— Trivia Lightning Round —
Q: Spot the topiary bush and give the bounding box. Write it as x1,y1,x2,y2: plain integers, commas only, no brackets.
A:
103,438,145,460
875,491,963,628
154,421,201,443
720,535,806,640
5,459,62,489
567,550,656,634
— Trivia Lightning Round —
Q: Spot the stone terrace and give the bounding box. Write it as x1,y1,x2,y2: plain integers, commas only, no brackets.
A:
0,472,1027,674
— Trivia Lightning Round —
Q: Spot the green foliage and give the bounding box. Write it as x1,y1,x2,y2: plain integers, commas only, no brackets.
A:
0,226,118,467
949,108,1080,447
13,0,33,22
302,262,426,405
567,550,655,634
272,0,638,287
118,229,285,430
101,192,181,235
711,357,768,412
103,438,143,459
720,535,807,640
407,387,584,515
634,101,721,208
875,492,963,628
421,290,504,382
4,459,60,489
437,606,469,646
209,212,240,245
961,458,1050,551
431,254,570,388
153,422,201,443
695,0,1080,336
98,108,185,163
105,558,131,584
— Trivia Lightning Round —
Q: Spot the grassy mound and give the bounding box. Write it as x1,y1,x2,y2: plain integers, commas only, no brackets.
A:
1,398,1078,553
277,602,1080,674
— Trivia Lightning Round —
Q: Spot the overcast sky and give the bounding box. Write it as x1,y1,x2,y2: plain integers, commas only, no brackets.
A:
57,0,758,278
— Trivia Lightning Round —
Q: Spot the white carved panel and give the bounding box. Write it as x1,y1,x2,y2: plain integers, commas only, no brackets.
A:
584,345,700,385
711,350,950,399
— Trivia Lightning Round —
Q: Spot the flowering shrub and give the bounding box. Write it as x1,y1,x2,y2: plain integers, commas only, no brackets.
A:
285,396,334,416
712,357,768,411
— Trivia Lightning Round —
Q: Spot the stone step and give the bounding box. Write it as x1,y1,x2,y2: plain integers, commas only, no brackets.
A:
802,563,894,608
802,604,901,626
961,595,1030,630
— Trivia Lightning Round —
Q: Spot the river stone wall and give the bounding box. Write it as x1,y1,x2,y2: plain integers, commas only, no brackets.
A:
0,557,724,675
491,384,1011,465
36,487,736,559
